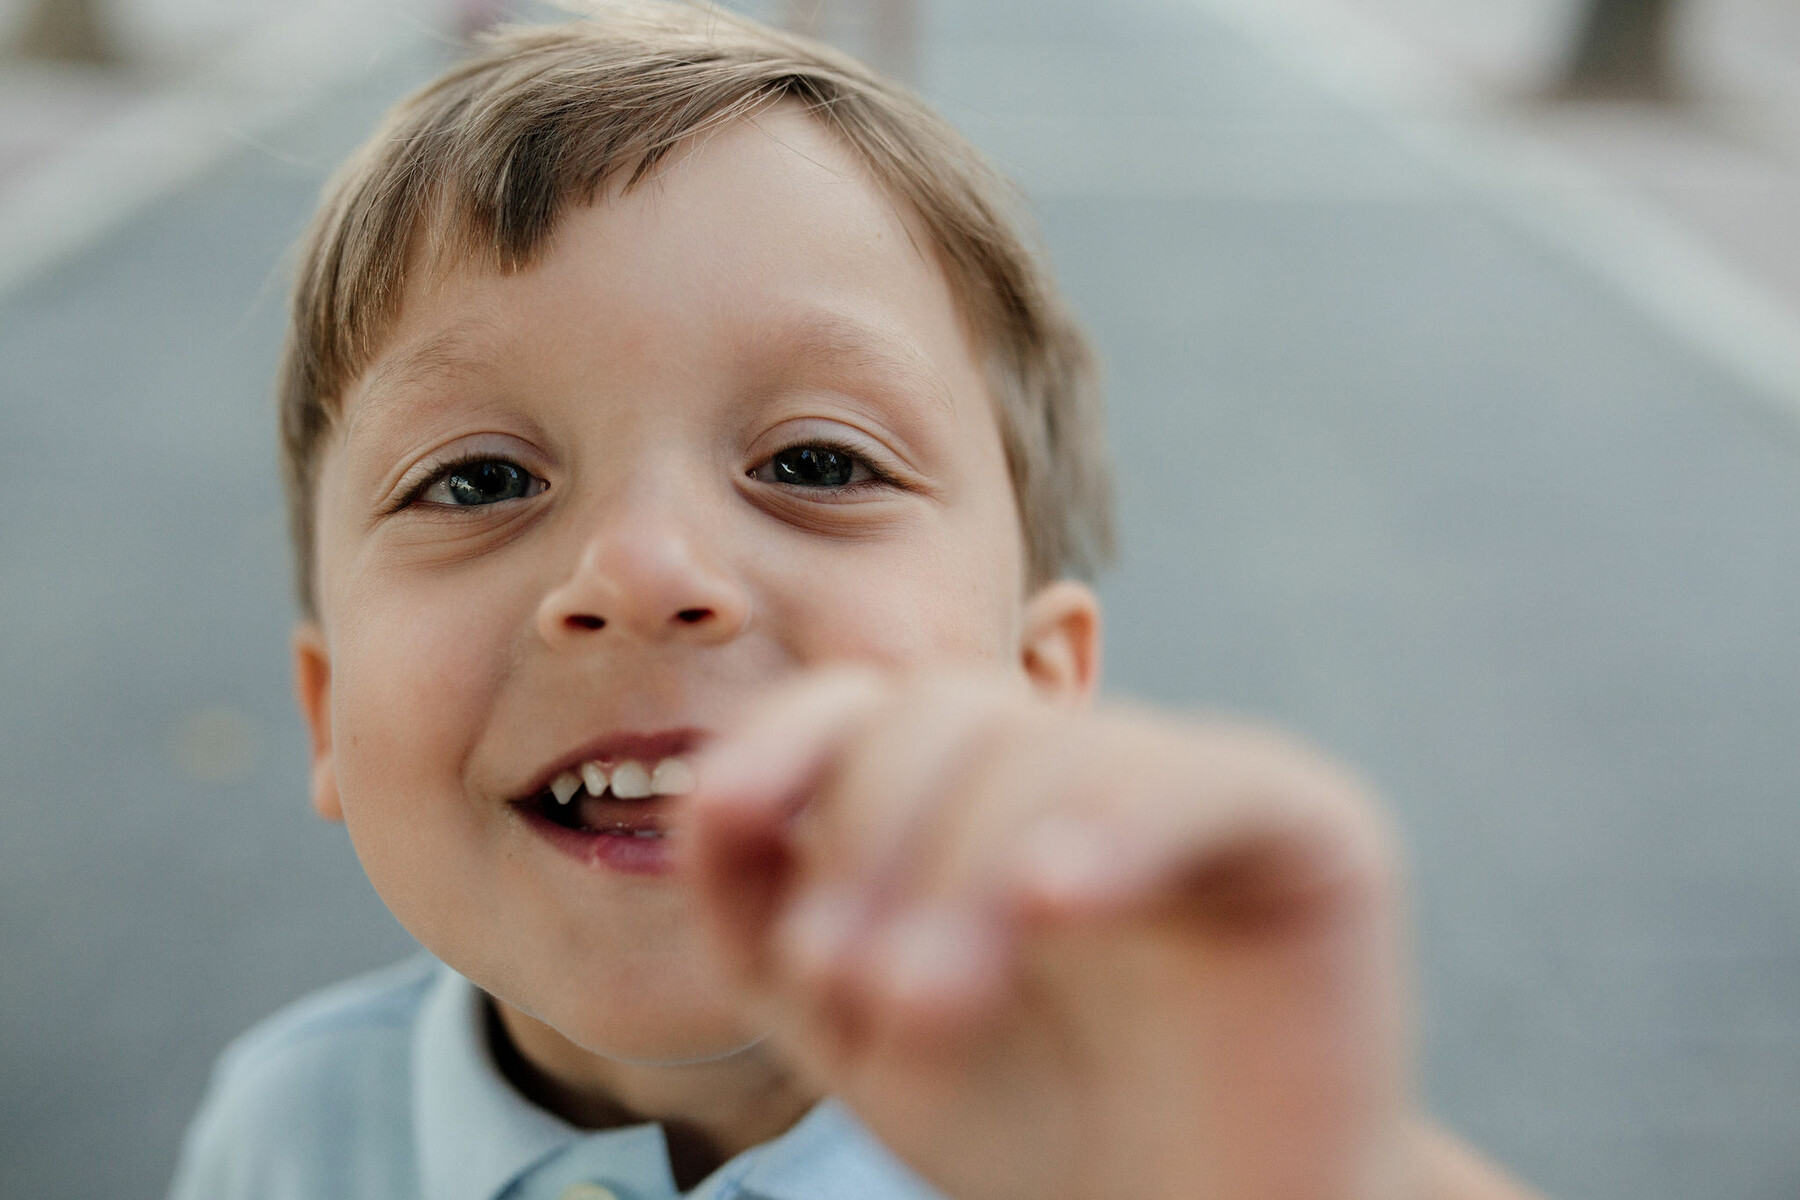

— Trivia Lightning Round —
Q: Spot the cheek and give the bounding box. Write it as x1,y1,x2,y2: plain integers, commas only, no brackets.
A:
328,572,526,870
764,515,1024,667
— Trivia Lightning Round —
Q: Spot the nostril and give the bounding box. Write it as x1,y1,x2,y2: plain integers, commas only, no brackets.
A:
566,614,606,631
675,608,711,624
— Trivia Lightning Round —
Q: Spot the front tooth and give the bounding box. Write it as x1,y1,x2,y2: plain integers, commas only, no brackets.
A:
549,770,582,805
609,760,653,799
650,756,696,796
580,761,609,797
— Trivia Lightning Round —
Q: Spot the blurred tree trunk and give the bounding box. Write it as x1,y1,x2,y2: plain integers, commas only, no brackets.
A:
8,0,119,64
1558,0,1680,99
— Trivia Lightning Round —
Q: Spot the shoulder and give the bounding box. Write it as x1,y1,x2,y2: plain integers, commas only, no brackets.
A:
208,953,437,1078
166,955,441,1200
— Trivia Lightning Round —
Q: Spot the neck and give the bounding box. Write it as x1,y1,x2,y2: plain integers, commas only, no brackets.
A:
487,998,819,1189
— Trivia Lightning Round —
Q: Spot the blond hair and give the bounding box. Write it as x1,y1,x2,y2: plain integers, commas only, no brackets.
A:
279,1,1113,614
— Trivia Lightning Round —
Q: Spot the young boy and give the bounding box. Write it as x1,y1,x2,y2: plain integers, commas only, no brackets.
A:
169,4,1539,1198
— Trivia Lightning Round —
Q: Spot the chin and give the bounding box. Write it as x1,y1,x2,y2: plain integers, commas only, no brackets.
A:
534,974,763,1066
575,1018,767,1066
480,924,760,1065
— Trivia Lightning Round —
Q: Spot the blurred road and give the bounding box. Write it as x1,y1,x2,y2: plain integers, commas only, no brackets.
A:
4,1,1800,1197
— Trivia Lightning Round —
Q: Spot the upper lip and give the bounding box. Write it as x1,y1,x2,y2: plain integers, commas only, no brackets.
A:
515,727,709,800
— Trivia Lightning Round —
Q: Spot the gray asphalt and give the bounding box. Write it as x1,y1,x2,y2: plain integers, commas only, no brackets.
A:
5,1,1800,1197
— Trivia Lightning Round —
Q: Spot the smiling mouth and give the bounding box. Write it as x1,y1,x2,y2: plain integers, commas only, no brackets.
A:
521,752,698,840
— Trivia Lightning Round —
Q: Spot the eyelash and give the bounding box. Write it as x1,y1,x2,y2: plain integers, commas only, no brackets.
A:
754,439,899,493
390,454,541,512
388,438,901,514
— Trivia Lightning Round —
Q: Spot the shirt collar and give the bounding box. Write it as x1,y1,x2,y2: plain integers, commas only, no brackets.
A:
411,963,941,1200
721,1100,942,1200
413,963,678,1200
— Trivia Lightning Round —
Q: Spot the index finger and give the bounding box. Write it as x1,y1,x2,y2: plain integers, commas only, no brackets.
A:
681,666,888,979
693,664,890,821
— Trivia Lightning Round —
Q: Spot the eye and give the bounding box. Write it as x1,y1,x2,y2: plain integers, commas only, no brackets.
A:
751,444,876,489
414,458,545,507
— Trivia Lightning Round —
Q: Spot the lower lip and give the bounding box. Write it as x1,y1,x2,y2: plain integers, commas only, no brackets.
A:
515,804,677,876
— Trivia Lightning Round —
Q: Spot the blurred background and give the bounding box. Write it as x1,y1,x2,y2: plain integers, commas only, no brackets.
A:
4,0,1800,1196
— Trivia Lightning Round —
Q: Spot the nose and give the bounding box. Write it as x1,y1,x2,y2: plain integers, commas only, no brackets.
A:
536,510,750,649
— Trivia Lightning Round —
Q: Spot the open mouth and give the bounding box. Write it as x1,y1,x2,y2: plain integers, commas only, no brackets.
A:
510,731,709,876
526,752,697,839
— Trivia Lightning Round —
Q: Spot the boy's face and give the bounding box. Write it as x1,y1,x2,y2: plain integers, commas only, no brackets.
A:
296,106,1099,1065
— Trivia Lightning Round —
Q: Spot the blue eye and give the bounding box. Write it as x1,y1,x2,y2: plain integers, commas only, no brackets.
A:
755,445,872,488
418,459,543,506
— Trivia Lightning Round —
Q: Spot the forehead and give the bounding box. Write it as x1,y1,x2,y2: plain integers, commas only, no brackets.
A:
344,105,983,426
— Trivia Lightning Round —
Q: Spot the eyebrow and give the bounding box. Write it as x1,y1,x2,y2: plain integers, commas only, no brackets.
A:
769,311,958,416
347,322,502,434
346,310,960,431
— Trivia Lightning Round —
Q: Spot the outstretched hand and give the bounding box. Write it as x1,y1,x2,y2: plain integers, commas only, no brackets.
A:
683,667,1424,1200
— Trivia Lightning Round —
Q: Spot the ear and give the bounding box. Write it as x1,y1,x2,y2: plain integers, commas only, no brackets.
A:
1017,579,1102,707
292,622,343,823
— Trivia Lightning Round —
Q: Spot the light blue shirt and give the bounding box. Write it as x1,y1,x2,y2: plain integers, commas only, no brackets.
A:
167,956,946,1200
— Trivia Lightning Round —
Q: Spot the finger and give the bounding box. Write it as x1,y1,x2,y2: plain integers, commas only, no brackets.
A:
843,711,1072,1030
769,895,1012,1085
861,905,1012,1045
789,676,1040,1030
682,778,797,983
693,665,889,821
894,703,1084,905
793,671,1025,895
683,667,888,984
1004,717,1394,930
687,668,1018,1045
848,712,1100,1042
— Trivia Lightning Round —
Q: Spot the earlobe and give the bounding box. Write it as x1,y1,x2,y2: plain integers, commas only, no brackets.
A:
1018,579,1103,707
292,622,344,823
